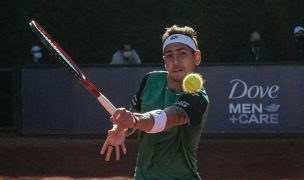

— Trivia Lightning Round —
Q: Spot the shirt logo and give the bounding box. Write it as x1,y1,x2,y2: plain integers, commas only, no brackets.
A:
175,101,190,108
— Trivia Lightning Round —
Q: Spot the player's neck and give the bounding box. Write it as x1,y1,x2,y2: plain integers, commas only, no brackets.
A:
167,78,183,93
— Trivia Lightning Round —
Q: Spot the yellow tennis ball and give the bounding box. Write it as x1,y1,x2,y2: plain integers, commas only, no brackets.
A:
182,73,204,93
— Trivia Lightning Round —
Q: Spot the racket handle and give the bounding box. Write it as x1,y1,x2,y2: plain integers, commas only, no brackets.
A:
97,93,116,115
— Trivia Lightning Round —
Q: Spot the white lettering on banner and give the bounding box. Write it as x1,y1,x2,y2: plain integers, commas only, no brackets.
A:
229,104,263,114
229,79,279,99
229,114,279,124
228,79,280,126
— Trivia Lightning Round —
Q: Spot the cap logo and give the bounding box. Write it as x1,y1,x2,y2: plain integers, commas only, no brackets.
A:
170,35,178,40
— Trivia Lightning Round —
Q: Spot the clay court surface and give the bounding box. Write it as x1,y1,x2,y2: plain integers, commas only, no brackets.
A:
0,135,304,180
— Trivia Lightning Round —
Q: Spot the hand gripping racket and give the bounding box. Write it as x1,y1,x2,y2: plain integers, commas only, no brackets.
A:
29,20,116,115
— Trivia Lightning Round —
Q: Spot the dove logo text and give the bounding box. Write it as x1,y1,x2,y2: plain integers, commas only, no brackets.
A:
229,79,279,99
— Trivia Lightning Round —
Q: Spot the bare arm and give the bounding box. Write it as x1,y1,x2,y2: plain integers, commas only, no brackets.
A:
112,106,188,133
132,106,188,132
113,91,208,133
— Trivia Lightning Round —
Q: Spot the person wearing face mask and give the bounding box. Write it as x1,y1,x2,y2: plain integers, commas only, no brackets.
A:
287,26,304,61
110,43,142,65
294,26,304,46
31,45,43,65
237,31,265,64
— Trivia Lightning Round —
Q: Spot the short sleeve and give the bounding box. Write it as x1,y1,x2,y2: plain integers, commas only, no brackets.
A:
174,90,208,125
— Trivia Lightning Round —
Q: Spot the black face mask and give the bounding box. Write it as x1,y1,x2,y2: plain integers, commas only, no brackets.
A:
251,41,260,47
295,35,304,44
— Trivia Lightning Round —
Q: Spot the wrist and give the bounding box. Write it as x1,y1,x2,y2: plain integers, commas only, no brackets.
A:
131,113,138,128
146,109,167,133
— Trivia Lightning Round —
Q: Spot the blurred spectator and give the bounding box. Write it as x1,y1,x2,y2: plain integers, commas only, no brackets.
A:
31,45,43,65
110,43,141,65
238,31,265,64
288,26,304,61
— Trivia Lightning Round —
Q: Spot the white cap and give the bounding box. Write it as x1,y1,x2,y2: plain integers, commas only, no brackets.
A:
294,26,304,34
31,45,41,52
162,34,197,52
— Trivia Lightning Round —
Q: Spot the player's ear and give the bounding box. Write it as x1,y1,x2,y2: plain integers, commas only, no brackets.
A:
194,50,201,66
164,57,169,70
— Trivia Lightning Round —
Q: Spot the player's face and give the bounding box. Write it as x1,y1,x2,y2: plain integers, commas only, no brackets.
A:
163,43,200,82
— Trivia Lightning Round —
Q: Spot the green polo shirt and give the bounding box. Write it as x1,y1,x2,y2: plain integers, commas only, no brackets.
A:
132,71,209,180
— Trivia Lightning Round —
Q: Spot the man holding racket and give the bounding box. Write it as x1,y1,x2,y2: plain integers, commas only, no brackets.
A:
101,25,209,180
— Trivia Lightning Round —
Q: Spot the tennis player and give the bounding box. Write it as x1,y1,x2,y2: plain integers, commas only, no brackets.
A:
101,25,209,180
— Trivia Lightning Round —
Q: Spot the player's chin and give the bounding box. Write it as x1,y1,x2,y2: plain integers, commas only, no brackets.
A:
172,71,187,82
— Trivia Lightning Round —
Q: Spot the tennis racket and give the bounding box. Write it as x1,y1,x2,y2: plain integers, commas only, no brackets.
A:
29,20,116,115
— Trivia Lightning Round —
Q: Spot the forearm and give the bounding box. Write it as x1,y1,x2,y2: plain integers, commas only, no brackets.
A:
133,106,188,132
164,106,189,129
132,112,154,132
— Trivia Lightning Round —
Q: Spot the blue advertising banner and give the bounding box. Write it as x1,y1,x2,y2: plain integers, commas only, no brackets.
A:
21,65,304,135
202,65,304,134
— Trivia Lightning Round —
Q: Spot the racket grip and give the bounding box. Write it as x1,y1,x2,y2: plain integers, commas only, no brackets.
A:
97,93,116,115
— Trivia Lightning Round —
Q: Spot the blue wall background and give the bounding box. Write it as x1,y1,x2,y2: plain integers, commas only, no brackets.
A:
21,65,304,135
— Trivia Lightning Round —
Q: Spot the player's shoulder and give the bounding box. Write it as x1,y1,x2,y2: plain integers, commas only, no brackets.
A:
196,88,209,102
145,71,168,81
174,88,209,126
147,70,168,77
138,71,167,90
179,88,209,104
